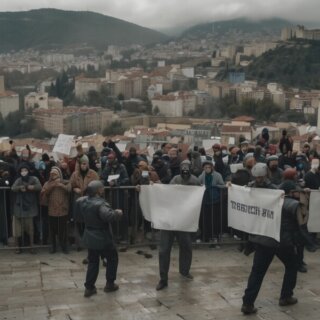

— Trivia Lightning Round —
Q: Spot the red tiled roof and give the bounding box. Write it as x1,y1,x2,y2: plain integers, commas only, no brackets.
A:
0,90,18,97
232,116,255,122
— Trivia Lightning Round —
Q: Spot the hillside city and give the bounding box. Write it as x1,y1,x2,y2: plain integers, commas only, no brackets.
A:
2,6,320,320
1,23,320,155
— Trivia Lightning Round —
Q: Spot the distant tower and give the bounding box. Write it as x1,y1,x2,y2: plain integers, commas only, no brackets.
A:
212,23,215,33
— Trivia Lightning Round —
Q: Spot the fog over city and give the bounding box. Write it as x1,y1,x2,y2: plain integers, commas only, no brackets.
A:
1,0,320,29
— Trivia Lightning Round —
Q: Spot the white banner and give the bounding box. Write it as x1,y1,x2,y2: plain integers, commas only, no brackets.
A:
228,184,284,241
52,134,75,156
308,190,320,232
139,184,205,232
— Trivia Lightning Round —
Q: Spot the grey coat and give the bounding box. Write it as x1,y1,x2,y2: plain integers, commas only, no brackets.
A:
170,174,201,186
198,171,225,186
76,196,119,250
11,176,42,218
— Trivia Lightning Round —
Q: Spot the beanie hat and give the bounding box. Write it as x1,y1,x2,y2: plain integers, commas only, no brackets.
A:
180,160,191,170
251,163,267,177
282,168,297,180
279,180,301,195
79,155,89,164
267,155,278,162
50,166,63,179
138,161,148,171
243,152,254,162
202,160,214,167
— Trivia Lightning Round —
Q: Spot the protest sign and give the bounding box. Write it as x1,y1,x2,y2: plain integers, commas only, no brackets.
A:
107,174,120,182
139,184,205,232
308,190,320,233
228,184,284,241
52,134,75,156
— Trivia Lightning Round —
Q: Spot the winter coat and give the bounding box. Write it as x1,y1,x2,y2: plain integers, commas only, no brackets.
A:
131,168,159,185
250,197,300,248
11,176,42,218
41,179,71,217
69,169,99,197
75,195,119,250
267,167,284,186
198,171,225,204
170,174,201,186
101,163,129,186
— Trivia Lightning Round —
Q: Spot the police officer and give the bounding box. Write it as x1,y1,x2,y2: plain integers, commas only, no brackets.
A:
241,180,301,315
76,180,123,298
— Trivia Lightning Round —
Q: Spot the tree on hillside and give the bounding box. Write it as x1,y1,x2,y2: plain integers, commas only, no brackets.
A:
102,121,123,136
0,110,35,137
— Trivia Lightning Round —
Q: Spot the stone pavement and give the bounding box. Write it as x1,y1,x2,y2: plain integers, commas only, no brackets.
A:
1,245,320,320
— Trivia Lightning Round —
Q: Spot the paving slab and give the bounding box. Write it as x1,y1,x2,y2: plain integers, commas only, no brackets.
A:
0,246,319,320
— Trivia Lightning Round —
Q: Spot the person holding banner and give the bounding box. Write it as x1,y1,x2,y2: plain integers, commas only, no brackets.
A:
156,160,201,291
241,179,301,315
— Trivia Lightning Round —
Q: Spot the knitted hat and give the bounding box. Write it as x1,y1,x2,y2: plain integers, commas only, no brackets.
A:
267,155,279,163
50,166,63,179
251,163,267,177
180,160,191,170
79,155,89,164
279,180,301,195
202,160,214,167
138,160,148,171
243,152,254,162
282,168,297,180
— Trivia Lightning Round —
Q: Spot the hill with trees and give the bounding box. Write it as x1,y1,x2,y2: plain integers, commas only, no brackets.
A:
245,40,320,89
181,18,291,39
0,9,168,52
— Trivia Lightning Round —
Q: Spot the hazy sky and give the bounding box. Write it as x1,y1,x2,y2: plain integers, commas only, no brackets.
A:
1,0,319,30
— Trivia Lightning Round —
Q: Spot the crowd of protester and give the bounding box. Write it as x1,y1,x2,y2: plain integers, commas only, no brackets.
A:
0,128,319,263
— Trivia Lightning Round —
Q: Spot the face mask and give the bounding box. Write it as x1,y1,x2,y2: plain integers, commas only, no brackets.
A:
141,171,149,178
222,150,227,156
181,169,190,177
241,147,247,153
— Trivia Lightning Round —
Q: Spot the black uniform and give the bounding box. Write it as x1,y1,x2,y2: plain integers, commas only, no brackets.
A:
242,197,299,307
76,195,120,290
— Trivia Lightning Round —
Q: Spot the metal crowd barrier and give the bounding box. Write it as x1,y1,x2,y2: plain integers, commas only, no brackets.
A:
0,185,238,251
